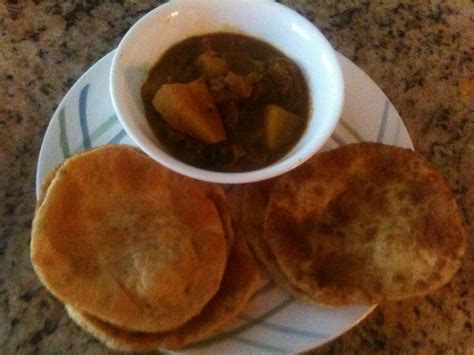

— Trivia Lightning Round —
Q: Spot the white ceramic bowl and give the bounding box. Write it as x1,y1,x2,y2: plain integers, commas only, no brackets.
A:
110,0,344,184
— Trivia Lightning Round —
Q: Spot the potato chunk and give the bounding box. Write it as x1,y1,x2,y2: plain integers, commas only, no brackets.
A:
152,79,226,144
197,51,229,78
264,104,300,150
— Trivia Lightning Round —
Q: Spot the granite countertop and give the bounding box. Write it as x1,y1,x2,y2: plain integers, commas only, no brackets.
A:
0,1,472,353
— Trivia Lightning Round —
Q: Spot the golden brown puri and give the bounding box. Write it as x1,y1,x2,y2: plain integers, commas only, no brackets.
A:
221,185,244,226
36,163,63,210
38,152,234,257
264,143,467,304
65,231,261,351
37,146,139,209
205,184,234,255
31,145,228,332
240,181,318,304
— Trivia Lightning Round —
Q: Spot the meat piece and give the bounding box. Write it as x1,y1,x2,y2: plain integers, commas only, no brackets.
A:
224,72,253,98
219,101,239,130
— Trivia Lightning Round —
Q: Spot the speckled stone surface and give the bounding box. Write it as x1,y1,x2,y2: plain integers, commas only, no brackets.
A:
0,1,472,353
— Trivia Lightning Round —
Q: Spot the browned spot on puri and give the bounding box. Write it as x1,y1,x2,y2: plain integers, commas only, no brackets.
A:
312,252,364,288
408,179,435,204
267,206,312,261
393,274,407,284
292,163,315,183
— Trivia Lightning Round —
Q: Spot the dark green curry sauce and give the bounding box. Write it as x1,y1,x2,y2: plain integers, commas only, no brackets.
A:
141,33,310,172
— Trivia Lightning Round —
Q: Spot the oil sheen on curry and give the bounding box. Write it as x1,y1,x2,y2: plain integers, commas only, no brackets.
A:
141,33,310,172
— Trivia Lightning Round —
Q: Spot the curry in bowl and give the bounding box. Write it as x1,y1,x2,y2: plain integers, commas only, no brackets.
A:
141,33,310,172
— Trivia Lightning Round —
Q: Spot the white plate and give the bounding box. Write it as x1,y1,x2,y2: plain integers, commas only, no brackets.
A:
36,51,413,354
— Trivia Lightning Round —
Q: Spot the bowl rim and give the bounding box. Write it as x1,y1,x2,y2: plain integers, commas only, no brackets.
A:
110,0,344,184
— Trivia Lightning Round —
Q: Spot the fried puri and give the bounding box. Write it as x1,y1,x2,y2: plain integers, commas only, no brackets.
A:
239,181,319,303
31,145,228,332
65,230,261,351
263,143,467,304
